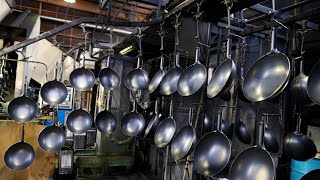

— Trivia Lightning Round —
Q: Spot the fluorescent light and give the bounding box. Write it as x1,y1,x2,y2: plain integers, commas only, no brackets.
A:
64,0,76,3
120,45,133,55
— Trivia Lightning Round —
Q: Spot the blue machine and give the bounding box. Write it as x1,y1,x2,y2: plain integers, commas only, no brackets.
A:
291,158,320,180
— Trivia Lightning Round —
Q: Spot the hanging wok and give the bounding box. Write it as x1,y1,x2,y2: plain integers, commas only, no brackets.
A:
66,108,93,134
8,95,38,123
70,67,95,91
235,108,251,144
194,110,231,176
160,52,183,95
38,107,66,152
171,108,196,160
124,57,149,91
263,117,279,153
120,100,145,136
177,47,207,96
229,120,275,180
144,99,162,138
242,26,290,102
4,124,35,170
154,101,176,148
98,55,120,90
148,55,165,93
301,169,320,180
283,115,317,161
96,90,117,135
307,58,320,105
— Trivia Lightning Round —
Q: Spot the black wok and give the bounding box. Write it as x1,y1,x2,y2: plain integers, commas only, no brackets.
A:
264,122,279,153
171,108,196,161
194,110,231,176
4,124,35,170
235,109,251,144
229,120,275,180
154,101,176,148
99,55,120,90
283,115,317,161
301,169,320,180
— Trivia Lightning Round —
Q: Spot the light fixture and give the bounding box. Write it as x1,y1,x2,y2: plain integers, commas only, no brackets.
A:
64,0,76,3
120,45,133,55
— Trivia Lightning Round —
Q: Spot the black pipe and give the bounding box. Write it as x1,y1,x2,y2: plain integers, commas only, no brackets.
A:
242,7,320,36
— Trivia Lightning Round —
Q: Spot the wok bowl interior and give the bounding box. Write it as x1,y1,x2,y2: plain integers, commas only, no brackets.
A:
69,67,95,91
154,117,176,148
66,109,93,134
177,64,207,96
307,60,320,105
38,125,66,152
8,95,38,123
160,67,183,95
148,69,165,93
235,121,251,144
40,80,68,105
96,110,117,134
170,125,196,160
229,146,275,180
194,131,231,176
124,68,149,91
99,68,120,90
283,132,317,161
120,112,145,136
207,59,236,98
243,52,290,102
4,141,35,170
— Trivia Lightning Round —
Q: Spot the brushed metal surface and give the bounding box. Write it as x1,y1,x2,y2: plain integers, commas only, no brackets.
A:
96,110,117,135
4,141,35,170
8,95,38,123
69,67,95,91
40,80,68,105
170,125,196,160
124,68,149,91
66,109,93,134
38,125,66,152
99,68,120,90
154,117,176,148
307,60,320,105
120,112,145,136
148,69,165,93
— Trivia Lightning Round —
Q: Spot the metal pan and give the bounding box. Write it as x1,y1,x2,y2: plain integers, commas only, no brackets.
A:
5,124,35,170
207,5,237,99
229,118,275,180
160,52,183,95
96,90,117,135
263,115,279,153
283,115,317,161
99,55,120,90
120,100,145,136
124,57,149,91
144,99,162,138
69,65,95,92
242,1,290,102
154,101,176,148
307,58,320,105
171,108,196,161
235,108,251,144
194,110,231,176
148,55,165,93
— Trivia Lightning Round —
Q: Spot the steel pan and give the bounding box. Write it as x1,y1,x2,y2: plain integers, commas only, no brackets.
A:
171,108,196,160
144,100,162,138
120,100,145,136
307,59,320,105
160,52,183,95
264,123,279,153
98,56,120,90
242,27,290,102
4,124,35,170
148,55,165,93
229,121,275,180
235,109,251,144
96,90,117,134
8,95,38,123
154,101,176,148
66,109,93,134
124,57,149,91
177,47,207,96
194,110,231,176
40,79,68,105
69,67,95,91
283,115,317,161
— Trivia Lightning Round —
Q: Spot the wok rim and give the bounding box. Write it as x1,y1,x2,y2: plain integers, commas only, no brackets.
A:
160,66,183,95
124,68,149,91
170,124,196,160
148,69,165,93
154,117,176,148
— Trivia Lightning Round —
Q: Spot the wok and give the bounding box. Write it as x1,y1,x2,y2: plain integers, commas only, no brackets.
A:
4,124,35,170
8,95,38,123
242,26,290,102
144,99,162,138
160,52,183,95
194,110,231,176
120,100,145,136
291,59,308,105
41,66,67,105
171,108,196,160
307,59,320,105
263,117,279,153
207,6,236,99
70,67,95,91
301,169,320,180
96,90,117,135
154,101,176,148
177,46,207,96
124,57,149,91
283,115,317,161
229,120,275,180
99,55,120,90
235,109,251,144
66,108,93,134
38,107,66,152
203,114,212,132
148,56,165,93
